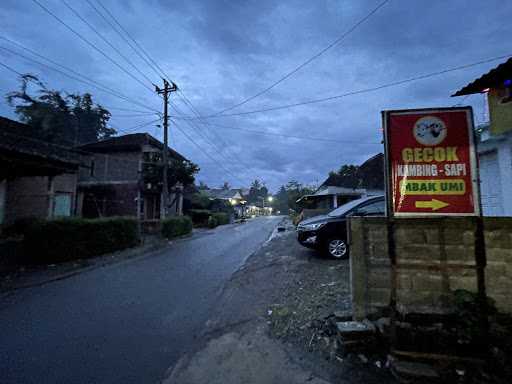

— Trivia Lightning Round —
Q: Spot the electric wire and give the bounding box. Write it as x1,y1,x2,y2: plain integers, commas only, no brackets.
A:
31,0,155,95
183,53,512,119
212,0,390,116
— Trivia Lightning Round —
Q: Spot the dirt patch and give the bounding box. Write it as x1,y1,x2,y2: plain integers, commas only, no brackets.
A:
201,219,394,384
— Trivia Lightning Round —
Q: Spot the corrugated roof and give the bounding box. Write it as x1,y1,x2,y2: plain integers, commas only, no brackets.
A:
452,57,512,96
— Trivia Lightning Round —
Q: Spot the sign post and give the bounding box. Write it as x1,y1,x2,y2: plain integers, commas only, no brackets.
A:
381,107,487,352
383,107,480,217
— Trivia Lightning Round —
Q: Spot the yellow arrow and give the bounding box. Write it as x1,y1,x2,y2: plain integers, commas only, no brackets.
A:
415,199,449,211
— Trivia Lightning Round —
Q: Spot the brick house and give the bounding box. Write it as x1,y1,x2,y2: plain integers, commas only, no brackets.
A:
76,133,187,220
0,117,82,225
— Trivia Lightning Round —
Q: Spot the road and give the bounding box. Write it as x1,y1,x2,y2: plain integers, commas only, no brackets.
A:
0,216,281,384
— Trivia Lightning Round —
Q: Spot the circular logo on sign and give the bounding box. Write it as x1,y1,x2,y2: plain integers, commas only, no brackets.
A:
413,116,447,146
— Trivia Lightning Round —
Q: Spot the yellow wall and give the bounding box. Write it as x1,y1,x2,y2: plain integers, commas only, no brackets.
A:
489,87,512,135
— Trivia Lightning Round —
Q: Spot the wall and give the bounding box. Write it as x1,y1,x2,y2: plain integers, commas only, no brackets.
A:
349,217,512,319
78,152,140,184
4,173,77,224
477,131,512,216
488,88,512,136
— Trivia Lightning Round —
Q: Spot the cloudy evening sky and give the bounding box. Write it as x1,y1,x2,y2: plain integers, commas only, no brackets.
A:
1,0,511,191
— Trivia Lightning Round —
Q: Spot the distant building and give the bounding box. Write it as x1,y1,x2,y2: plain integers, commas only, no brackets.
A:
452,58,512,216
204,188,246,217
297,153,384,215
77,133,187,220
0,117,81,225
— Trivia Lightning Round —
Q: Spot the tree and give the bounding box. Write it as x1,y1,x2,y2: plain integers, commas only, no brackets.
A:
6,74,115,145
285,180,314,212
221,181,231,190
247,179,268,204
198,181,209,190
273,185,289,214
143,154,200,192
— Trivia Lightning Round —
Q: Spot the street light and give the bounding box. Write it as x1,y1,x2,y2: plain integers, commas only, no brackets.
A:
267,196,273,202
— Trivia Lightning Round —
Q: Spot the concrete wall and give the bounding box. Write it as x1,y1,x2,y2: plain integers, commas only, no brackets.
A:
349,217,512,319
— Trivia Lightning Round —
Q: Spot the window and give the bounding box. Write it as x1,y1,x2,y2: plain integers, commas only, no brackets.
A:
355,200,385,216
90,159,95,177
53,193,72,217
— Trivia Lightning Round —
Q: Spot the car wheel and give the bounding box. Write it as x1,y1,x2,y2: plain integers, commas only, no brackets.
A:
326,238,348,259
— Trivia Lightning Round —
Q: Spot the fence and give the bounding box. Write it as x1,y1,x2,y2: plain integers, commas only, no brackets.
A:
349,217,512,319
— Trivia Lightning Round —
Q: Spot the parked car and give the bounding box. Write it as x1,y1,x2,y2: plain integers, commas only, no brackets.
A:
296,195,385,259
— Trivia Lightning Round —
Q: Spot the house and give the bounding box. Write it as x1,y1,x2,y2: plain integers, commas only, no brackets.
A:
0,116,82,225
452,58,512,216
297,153,384,217
77,133,187,220
204,188,247,217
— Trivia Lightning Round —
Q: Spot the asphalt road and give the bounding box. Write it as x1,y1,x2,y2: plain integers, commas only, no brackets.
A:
0,216,281,384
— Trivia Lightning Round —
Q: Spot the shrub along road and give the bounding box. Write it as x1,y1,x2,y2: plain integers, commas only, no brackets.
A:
0,216,281,384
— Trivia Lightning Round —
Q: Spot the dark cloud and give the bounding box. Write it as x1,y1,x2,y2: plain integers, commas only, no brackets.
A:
0,0,509,190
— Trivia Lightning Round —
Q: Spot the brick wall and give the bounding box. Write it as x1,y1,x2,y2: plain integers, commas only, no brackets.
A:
4,173,77,224
79,152,140,183
349,217,512,319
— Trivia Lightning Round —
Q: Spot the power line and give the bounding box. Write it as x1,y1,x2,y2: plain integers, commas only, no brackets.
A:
174,96,255,170
213,0,390,116
196,121,381,144
60,0,156,88
91,0,166,80
185,52,512,119
31,0,154,95
0,60,23,76
170,102,253,174
171,119,247,185
0,42,159,113
113,117,162,134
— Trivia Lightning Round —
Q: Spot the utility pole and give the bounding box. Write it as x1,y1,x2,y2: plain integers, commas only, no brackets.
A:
155,79,178,218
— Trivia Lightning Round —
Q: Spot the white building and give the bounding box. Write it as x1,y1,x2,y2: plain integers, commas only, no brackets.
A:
477,127,512,216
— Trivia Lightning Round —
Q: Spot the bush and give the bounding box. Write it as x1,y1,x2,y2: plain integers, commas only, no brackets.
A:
211,212,230,225
187,209,212,227
1,217,44,238
23,217,140,264
161,216,193,239
207,215,218,228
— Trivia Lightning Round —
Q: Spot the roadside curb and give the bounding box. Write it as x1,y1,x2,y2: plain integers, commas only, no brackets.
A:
0,240,169,296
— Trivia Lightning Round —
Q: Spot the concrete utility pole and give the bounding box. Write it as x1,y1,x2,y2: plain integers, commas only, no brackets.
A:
155,79,178,218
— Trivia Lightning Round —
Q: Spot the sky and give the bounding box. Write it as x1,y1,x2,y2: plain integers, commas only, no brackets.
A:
1,0,511,192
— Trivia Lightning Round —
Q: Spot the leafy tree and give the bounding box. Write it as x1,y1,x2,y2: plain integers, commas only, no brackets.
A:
247,179,268,204
143,154,200,192
221,181,231,190
273,185,289,214
285,180,314,212
198,181,209,190
6,74,115,145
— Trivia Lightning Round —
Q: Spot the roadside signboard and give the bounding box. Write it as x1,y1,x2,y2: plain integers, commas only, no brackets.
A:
382,107,480,217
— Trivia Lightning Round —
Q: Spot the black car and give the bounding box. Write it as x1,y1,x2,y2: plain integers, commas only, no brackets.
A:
297,195,385,259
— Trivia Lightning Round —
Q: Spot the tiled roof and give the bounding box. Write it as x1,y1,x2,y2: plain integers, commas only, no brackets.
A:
78,133,187,161
319,153,384,190
452,58,512,96
204,188,244,200
0,117,80,168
